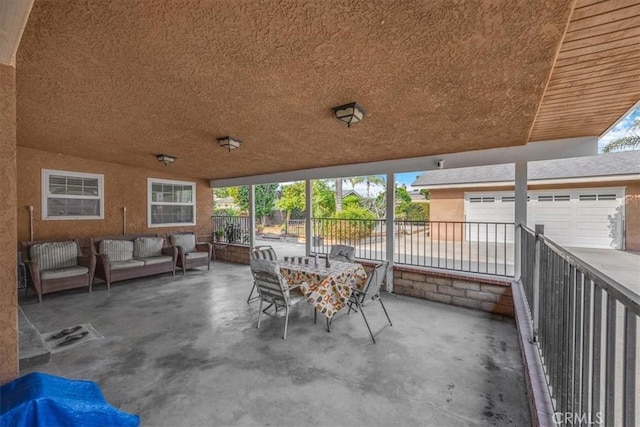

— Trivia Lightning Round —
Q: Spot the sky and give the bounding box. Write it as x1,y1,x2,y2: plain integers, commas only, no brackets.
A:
597,104,640,151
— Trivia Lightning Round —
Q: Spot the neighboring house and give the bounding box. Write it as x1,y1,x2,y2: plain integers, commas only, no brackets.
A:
412,151,640,251
214,196,237,210
341,190,363,201
408,189,429,203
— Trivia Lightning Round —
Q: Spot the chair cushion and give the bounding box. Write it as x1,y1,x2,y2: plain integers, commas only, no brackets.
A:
109,260,145,270
100,240,134,262
29,242,78,271
136,256,173,266
134,237,164,258
251,247,277,261
169,234,196,253
40,266,89,280
185,252,209,260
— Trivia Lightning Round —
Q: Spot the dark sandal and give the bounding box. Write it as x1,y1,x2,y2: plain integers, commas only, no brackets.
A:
57,331,89,346
50,325,83,340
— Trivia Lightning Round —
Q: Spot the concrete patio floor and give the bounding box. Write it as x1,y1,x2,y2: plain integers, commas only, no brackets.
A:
19,262,530,426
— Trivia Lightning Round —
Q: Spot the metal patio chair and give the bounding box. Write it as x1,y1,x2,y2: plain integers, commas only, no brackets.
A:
347,261,392,343
328,244,355,262
247,245,278,303
249,258,306,340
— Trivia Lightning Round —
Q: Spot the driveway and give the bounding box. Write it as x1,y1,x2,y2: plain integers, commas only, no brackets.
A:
566,247,640,295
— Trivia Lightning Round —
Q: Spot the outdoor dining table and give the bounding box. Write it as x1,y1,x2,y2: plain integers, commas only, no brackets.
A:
279,258,368,319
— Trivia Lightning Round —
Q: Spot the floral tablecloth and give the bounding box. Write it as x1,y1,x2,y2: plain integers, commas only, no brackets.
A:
280,259,367,319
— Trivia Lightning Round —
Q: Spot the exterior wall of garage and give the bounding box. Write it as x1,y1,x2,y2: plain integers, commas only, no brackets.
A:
428,180,640,251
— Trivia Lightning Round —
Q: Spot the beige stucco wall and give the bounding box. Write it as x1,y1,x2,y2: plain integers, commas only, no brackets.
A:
429,180,640,251
17,147,213,243
0,64,18,384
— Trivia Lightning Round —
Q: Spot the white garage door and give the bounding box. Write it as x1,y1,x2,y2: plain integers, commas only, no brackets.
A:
464,188,625,249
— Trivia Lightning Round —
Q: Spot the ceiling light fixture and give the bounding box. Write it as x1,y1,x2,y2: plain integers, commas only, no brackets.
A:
217,136,242,152
156,154,176,165
332,102,366,127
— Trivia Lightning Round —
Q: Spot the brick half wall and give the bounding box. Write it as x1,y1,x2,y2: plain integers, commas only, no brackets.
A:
391,265,514,317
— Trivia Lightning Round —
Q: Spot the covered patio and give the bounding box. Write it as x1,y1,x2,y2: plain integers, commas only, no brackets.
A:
19,264,530,426
1,1,640,426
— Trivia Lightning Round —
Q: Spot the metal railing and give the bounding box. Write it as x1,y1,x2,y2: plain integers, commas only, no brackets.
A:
211,215,250,245
312,218,386,261
312,218,514,277
519,225,639,426
395,220,514,277
283,219,305,237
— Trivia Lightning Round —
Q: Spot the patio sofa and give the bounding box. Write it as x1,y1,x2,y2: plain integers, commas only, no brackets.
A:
90,234,177,289
21,239,96,303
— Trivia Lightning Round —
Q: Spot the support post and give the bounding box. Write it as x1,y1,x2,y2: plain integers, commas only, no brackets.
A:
514,162,527,281
249,185,256,250
385,173,395,292
532,224,543,342
305,179,312,256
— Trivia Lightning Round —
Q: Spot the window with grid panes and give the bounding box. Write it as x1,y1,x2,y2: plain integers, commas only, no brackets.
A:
42,169,104,220
148,178,196,226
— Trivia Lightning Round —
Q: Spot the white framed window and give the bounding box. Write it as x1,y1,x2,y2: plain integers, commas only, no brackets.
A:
148,178,196,227
42,169,104,220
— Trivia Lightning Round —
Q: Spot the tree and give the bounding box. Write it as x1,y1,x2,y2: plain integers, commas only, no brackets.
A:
275,181,337,220
602,117,640,153
236,183,279,225
213,187,230,198
313,180,336,218
335,179,343,212
419,188,430,200
352,175,385,198
277,182,305,223
395,185,412,217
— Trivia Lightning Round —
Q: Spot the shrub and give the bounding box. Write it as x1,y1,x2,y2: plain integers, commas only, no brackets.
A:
405,203,430,222
322,207,378,242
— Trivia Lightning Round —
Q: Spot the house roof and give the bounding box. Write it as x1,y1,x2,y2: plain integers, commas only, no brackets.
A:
342,190,363,200
13,1,640,180
412,151,640,187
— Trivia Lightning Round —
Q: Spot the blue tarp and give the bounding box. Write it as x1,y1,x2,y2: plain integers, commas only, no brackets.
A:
0,372,140,427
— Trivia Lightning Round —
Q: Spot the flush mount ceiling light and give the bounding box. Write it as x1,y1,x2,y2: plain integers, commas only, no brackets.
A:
217,136,242,152
332,102,366,127
156,154,176,165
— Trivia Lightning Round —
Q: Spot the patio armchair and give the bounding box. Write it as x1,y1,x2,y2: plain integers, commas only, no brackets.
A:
328,244,356,262
21,239,96,303
247,245,278,303
347,261,392,343
167,232,212,274
249,258,307,340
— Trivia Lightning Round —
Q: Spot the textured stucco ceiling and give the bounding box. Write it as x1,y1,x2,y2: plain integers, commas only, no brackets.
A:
16,0,574,180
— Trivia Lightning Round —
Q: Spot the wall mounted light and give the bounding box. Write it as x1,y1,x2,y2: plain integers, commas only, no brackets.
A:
217,136,242,151
156,154,176,165
332,102,366,127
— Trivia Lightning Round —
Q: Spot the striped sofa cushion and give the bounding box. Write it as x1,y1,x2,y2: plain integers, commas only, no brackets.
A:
134,237,163,258
251,247,277,261
169,234,196,254
29,241,78,271
99,240,134,262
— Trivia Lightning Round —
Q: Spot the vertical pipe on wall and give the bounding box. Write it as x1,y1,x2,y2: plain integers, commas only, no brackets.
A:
385,173,395,292
122,207,127,235
305,179,312,257
249,185,256,250
514,162,528,281
28,205,33,241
